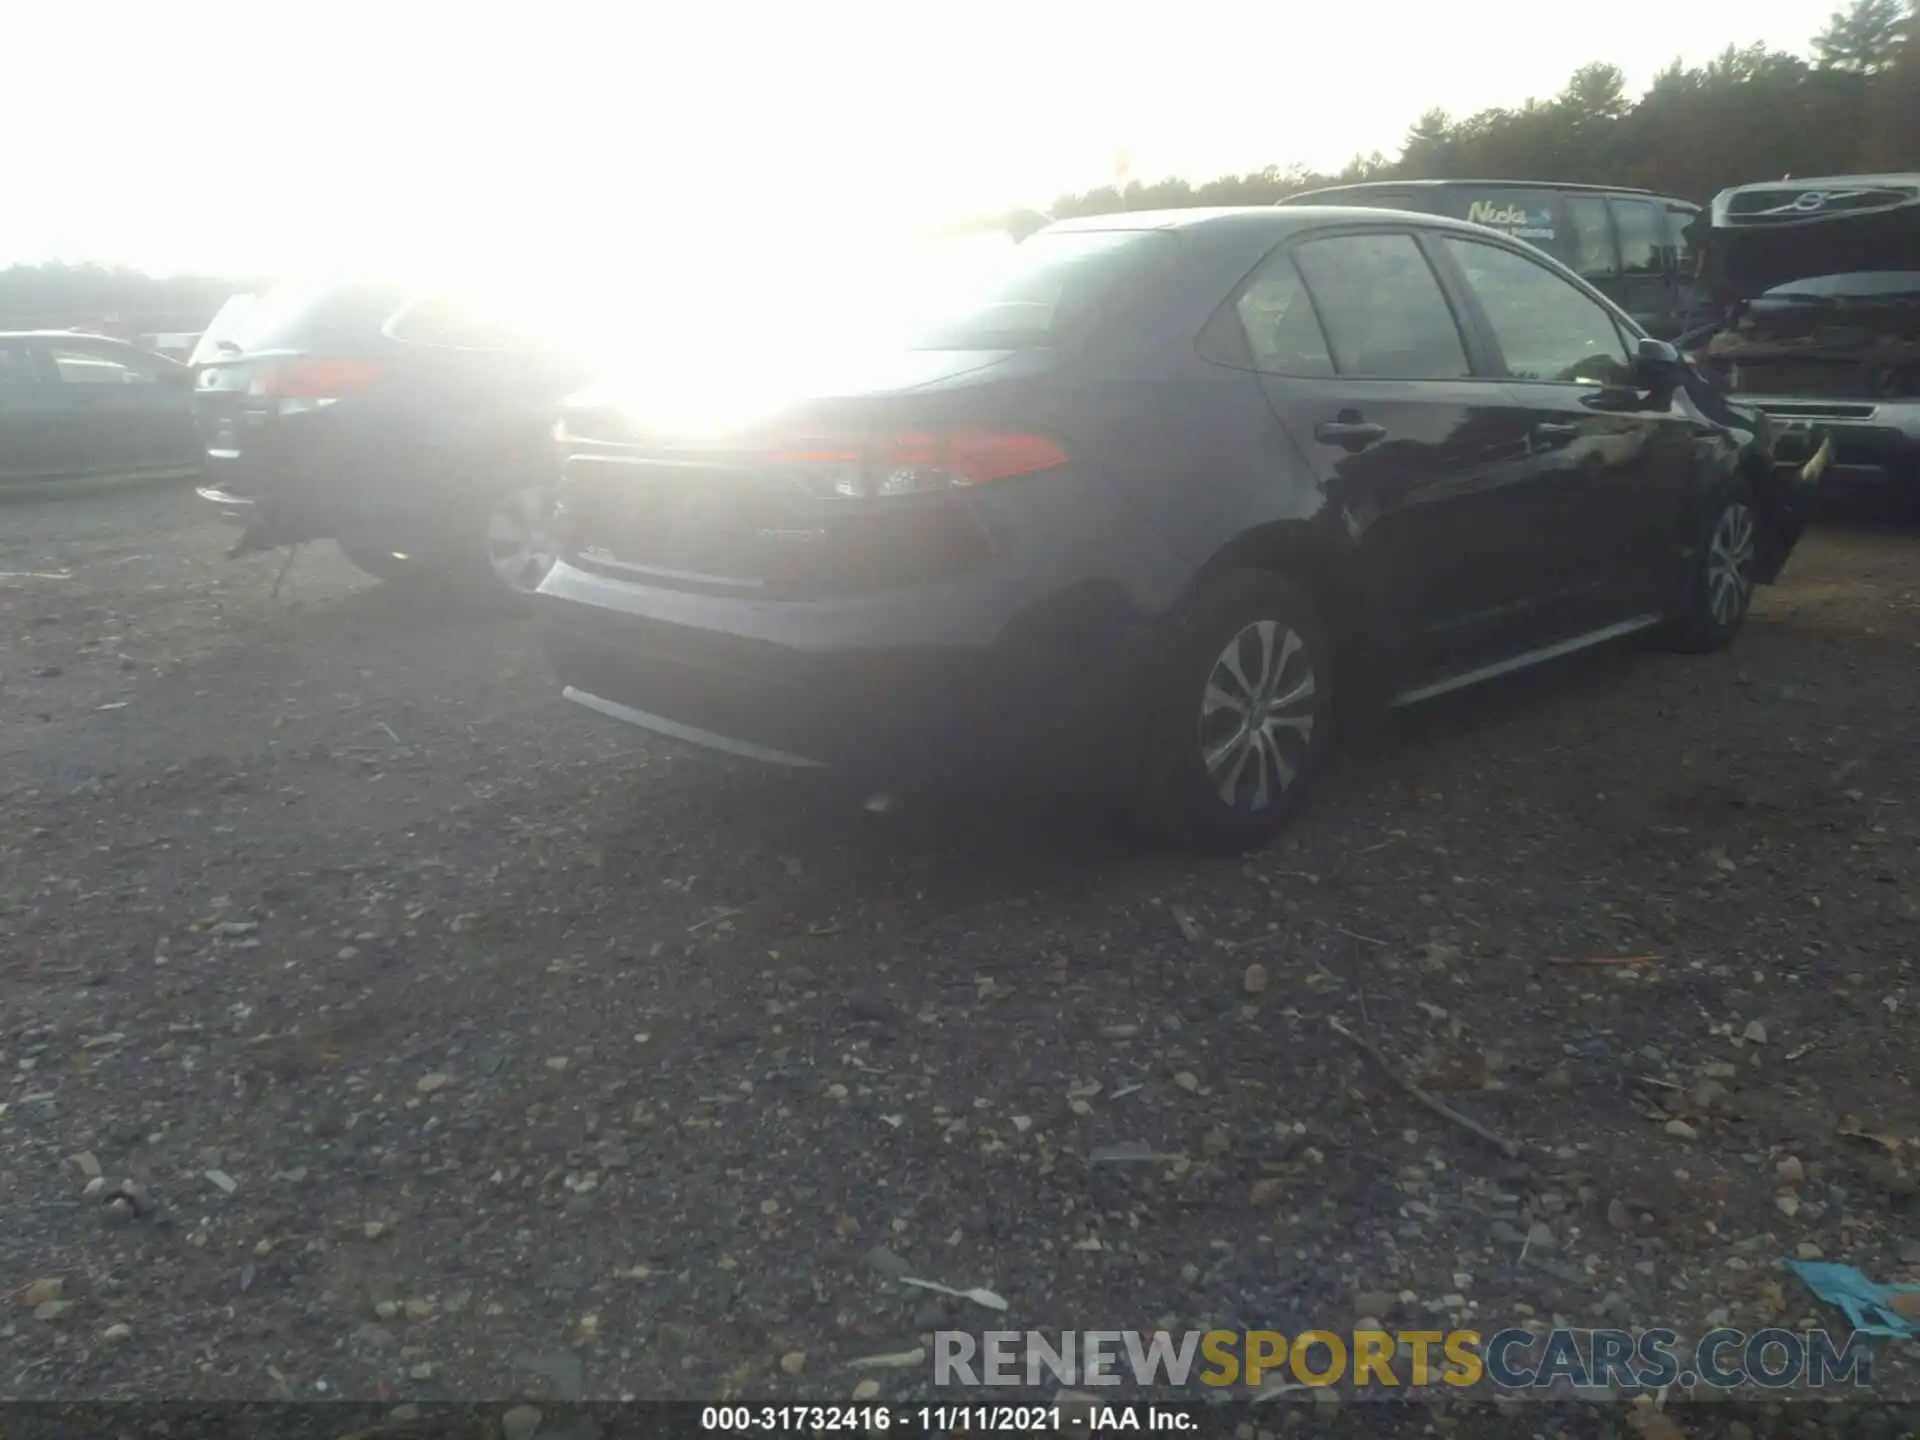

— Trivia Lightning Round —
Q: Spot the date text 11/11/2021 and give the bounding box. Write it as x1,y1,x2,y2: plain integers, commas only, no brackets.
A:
699,1404,1196,1431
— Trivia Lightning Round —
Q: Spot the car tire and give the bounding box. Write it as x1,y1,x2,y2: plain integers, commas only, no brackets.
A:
335,483,559,607
466,482,561,601
1134,571,1335,851
1661,484,1760,654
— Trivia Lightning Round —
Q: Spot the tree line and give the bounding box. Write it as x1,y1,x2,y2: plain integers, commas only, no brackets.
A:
0,262,265,340
1050,0,1920,217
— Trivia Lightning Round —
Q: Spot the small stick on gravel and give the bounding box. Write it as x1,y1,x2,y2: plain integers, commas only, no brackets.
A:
1547,954,1658,967
1328,1016,1523,1160
687,906,745,934
1335,926,1390,948
269,543,302,599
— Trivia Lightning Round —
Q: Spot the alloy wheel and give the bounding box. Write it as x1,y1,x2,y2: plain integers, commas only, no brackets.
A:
1706,500,1756,627
486,486,560,595
1197,619,1318,811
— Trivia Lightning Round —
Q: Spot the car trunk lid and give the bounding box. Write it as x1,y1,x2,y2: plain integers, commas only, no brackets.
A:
556,349,1062,595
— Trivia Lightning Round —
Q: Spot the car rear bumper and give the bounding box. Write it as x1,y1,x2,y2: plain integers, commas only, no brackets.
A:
193,438,336,539
534,558,1154,790
193,433,436,547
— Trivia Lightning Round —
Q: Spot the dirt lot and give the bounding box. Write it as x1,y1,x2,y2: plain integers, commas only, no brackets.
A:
2,481,1917,1409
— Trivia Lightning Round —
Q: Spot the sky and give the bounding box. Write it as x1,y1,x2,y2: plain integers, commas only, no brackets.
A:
12,0,1839,279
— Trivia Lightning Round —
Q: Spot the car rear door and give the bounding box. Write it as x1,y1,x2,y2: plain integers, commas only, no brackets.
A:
40,341,169,475
1430,232,1703,621
1231,226,1567,677
0,341,61,481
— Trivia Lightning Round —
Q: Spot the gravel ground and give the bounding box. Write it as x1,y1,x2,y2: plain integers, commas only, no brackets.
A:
2,480,1917,1410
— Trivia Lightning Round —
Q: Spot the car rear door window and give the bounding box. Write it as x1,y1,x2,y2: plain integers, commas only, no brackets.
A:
1611,198,1663,275
1292,232,1470,379
49,346,153,385
1566,196,1616,279
1441,237,1633,385
1229,254,1334,375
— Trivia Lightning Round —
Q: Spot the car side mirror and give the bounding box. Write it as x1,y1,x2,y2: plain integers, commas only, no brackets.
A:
1633,337,1683,385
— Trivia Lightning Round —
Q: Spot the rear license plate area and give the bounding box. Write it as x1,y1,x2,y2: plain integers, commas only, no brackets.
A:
565,459,799,582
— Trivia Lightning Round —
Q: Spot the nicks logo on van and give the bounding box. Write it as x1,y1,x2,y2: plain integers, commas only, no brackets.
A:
1465,198,1556,239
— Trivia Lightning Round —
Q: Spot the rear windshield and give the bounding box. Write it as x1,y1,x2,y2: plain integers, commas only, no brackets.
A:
904,229,1177,351
223,280,410,354
186,294,258,365
383,292,553,352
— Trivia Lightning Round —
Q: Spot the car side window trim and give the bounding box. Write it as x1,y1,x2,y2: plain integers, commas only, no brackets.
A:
1283,225,1492,382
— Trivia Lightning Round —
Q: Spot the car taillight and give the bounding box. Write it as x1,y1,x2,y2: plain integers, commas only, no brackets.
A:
251,359,386,410
769,430,1069,498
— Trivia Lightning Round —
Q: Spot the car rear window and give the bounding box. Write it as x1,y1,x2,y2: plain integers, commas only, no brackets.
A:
904,229,1177,351
186,294,258,366
225,281,410,354
383,292,550,352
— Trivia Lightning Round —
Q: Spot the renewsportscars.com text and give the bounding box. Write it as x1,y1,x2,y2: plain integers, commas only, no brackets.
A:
934,1327,1874,1391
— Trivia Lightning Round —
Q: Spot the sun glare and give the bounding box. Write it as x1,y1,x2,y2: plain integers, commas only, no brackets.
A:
455,224,1026,433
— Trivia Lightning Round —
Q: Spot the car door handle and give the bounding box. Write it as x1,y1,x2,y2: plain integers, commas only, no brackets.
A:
1314,420,1387,447
1531,422,1582,448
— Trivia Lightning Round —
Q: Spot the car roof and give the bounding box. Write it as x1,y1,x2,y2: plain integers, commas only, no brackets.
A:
0,330,143,344
1041,205,1535,240
1288,178,1674,198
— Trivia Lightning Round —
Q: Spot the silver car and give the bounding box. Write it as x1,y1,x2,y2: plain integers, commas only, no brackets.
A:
1687,174,1920,504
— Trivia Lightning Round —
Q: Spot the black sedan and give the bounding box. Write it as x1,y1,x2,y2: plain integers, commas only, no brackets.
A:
537,207,1806,848
0,332,197,485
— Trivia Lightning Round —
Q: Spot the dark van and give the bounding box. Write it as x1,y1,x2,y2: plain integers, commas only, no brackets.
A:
1278,180,1701,338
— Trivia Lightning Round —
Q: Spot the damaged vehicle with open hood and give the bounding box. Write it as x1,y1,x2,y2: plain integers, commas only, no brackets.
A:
1686,174,1920,504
